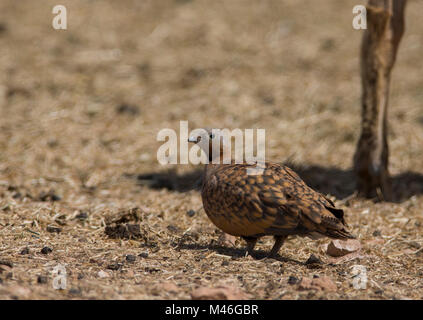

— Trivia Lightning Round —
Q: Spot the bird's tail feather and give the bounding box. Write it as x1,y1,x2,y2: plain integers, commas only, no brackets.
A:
326,228,356,240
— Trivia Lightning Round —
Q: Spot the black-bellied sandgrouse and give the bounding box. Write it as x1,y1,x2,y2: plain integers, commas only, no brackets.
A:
188,129,355,258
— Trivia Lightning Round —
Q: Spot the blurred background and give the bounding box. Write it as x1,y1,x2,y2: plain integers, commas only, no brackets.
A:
1,0,422,192
0,0,423,300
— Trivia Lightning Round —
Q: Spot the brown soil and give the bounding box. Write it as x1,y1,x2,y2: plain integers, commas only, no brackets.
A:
0,0,422,299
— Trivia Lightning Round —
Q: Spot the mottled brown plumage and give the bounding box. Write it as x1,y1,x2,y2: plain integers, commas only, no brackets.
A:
188,129,355,257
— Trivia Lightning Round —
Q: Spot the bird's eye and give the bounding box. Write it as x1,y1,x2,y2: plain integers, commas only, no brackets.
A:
209,133,215,139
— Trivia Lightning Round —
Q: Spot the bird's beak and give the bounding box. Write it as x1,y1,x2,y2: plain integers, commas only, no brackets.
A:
188,136,199,143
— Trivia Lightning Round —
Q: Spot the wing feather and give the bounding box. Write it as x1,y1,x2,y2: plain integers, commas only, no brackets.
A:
202,162,354,239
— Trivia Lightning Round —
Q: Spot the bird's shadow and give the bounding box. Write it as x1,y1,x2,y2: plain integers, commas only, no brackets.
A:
173,242,305,265
289,163,423,203
125,168,203,192
126,163,423,203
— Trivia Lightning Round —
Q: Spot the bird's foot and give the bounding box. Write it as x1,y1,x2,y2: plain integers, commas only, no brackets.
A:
265,252,279,259
242,236,258,259
266,236,286,259
244,250,257,259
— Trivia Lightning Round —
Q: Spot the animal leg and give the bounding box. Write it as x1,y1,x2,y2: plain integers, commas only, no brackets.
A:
242,237,258,258
354,0,406,201
268,236,287,257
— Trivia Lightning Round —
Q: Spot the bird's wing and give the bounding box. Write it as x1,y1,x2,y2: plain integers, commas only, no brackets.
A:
260,164,354,238
203,164,292,236
206,163,353,239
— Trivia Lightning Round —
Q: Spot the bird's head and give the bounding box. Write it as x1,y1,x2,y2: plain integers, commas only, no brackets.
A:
188,128,228,163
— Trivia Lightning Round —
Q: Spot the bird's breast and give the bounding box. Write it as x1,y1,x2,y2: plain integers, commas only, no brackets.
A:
201,176,276,237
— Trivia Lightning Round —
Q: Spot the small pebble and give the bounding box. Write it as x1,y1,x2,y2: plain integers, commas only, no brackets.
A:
373,230,382,237
288,276,299,285
107,263,122,271
12,192,22,199
69,288,81,295
116,103,140,115
37,275,48,284
97,270,109,278
0,260,13,268
305,254,322,265
167,225,180,233
38,190,61,202
327,239,362,257
40,247,53,254
186,209,196,217
75,212,88,220
139,252,148,258
46,225,62,233
125,254,136,263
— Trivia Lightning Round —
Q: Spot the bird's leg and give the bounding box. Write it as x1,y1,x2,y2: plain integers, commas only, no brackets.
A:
242,237,258,258
268,236,287,257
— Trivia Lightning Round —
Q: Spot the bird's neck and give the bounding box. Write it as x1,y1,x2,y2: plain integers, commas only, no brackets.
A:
203,162,219,179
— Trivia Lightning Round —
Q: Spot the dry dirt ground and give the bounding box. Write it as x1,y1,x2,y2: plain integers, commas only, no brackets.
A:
1,0,423,300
